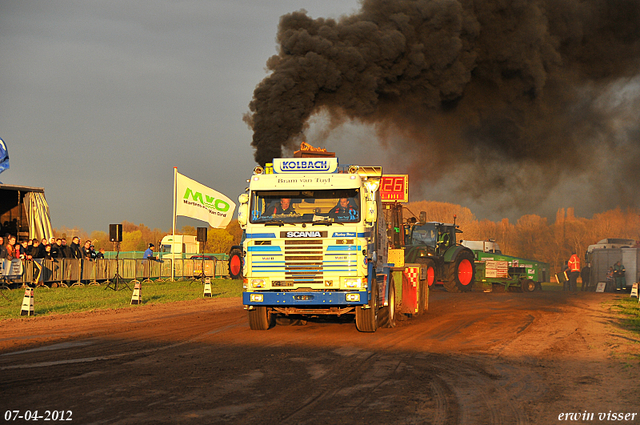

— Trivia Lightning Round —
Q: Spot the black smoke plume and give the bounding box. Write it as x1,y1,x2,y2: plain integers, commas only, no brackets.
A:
244,0,640,218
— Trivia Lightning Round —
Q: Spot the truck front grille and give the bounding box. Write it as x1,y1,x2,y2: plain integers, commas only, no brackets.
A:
284,240,323,284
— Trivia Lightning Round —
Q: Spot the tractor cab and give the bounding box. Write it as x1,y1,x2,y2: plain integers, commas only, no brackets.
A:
404,221,460,260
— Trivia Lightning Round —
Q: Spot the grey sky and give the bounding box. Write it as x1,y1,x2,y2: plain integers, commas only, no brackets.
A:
0,0,363,232
2,1,639,235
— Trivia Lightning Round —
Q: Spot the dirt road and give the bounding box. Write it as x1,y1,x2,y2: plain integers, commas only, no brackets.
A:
1,290,639,424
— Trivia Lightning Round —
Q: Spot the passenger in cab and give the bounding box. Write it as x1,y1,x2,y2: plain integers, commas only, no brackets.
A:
328,198,358,220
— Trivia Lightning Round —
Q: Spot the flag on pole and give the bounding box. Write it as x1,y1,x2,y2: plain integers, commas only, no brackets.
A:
0,138,9,175
174,170,236,228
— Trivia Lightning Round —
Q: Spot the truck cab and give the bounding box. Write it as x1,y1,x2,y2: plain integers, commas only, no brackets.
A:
237,157,395,332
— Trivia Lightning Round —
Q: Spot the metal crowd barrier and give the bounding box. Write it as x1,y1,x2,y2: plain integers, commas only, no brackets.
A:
13,258,230,287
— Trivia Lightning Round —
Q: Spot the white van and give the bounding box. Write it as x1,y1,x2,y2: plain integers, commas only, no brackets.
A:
159,235,199,259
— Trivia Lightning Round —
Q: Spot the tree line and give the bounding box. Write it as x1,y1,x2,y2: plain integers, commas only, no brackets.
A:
53,220,243,256
53,203,640,274
406,201,640,272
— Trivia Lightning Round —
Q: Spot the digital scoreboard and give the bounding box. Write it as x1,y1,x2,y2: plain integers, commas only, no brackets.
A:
380,174,408,203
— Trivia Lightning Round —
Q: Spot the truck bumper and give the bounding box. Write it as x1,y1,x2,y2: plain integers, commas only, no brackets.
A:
243,290,369,307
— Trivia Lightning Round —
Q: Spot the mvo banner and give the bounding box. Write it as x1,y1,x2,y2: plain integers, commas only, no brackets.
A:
175,171,236,228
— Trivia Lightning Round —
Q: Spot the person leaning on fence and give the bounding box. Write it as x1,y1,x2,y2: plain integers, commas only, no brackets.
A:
5,235,16,260
69,237,83,259
61,238,71,258
29,239,38,257
43,244,53,260
82,240,95,261
50,239,61,259
15,240,26,260
143,243,162,262
37,238,48,258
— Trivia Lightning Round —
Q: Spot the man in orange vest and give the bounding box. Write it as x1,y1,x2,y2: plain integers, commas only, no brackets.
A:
568,251,581,293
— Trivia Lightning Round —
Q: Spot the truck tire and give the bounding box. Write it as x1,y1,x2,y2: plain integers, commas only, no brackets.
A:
416,258,436,287
248,306,272,330
378,275,396,328
521,279,537,293
229,249,243,280
444,249,475,293
356,280,378,332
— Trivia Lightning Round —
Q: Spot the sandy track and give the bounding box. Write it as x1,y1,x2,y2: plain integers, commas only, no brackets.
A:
1,290,638,424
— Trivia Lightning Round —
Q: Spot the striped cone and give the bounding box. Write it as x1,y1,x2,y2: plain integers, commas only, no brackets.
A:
20,287,35,316
631,283,638,298
130,281,142,305
203,278,212,297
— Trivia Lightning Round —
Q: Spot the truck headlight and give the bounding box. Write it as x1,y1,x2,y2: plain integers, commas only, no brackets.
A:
251,279,265,288
250,294,263,302
346,293,360,302
344,278,363,288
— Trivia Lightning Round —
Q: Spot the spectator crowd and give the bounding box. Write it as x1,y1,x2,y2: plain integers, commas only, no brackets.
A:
0,235,106,262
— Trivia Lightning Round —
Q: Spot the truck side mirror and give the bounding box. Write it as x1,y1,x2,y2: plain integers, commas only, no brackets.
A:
237,194,249,227
365,200,377,224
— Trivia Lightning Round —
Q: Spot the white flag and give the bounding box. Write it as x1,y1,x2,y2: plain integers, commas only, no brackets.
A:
175,171,236,228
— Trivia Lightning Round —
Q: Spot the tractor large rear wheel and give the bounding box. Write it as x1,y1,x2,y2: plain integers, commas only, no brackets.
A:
229,249,243,280
356,280,378,332
444,250,475,293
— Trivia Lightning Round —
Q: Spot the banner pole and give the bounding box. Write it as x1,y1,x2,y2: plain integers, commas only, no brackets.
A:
172,167,177,282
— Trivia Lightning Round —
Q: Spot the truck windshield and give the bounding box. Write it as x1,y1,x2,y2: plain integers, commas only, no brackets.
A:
250,189,360,224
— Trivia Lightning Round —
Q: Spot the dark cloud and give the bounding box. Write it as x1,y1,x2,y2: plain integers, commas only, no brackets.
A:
245,0,640,217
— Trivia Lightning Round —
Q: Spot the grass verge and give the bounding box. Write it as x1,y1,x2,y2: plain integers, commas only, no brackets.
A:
0,278,243,320
611,296,640,336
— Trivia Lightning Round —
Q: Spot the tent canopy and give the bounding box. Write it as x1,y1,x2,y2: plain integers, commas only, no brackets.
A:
0,184,53,241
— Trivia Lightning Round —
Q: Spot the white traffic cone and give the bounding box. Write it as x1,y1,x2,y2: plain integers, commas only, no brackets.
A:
203,278,212,298
130,281,142,305
631,283,638,298
20,287,35,316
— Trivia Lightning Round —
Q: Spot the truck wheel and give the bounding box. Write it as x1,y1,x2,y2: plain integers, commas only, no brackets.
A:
229,249,243,280
444,250,475,293
356,280,378,332
521,279,537,293
248,306,272,330
378,275,396,328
